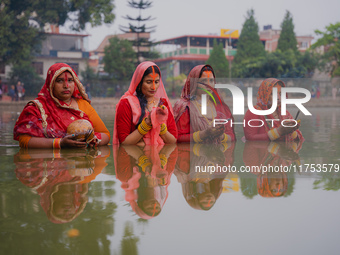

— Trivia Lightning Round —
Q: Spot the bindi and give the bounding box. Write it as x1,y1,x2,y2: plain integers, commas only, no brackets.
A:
64,72,69,88
149,66,158,90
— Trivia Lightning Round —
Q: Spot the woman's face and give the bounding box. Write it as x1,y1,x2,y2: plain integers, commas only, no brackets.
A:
198,192,216,209
53,71,75,102
267,85,282,108
196,70,215,97
141,72,160,99
268,173,285,196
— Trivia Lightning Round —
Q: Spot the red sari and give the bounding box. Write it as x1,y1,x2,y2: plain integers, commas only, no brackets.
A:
243,78,304,142
13,63,97,141
113,61,177,145
243,141,302,197
114,145,178,219
173,65,235,143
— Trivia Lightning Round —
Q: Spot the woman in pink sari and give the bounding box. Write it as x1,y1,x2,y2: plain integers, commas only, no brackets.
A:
113,61,177,145
173,65,235,143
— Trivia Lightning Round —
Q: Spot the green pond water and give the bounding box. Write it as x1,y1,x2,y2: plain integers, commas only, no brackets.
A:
0,104,340,255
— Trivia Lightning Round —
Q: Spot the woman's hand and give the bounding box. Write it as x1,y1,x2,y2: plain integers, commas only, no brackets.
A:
201,125,224,140
60,134,87,148
277,120,300,136
144,117,152,126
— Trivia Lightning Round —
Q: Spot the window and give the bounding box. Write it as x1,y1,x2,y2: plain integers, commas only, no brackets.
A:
32,62,43,75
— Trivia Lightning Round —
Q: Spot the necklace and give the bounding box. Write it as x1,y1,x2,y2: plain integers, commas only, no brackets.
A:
65,98,73,106
146,98,157,112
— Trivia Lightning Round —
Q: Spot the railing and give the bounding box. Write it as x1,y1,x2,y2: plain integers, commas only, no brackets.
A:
160,47,237,58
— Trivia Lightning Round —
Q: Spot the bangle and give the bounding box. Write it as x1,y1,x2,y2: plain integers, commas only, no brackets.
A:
193,131,203,143
137,155,151,172
221,133,228,143
193,143,202,156
53,138,61,149
159,154,167,168
160,123,167,135
138,118,152,136
268,128,280,141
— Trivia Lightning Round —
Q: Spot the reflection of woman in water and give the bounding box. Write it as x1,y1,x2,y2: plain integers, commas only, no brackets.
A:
173,65,235,143
14,147,110,223
244,78,303,142
175,143,235,210
242,141,301,197
114,145,177,219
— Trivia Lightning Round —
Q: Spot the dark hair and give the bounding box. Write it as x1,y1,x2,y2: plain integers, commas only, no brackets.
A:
199,65,215,78
136,65,161,126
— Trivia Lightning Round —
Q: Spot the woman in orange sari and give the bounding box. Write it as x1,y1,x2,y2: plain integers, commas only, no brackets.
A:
13,63,110,148
243,78,303,142
113,61,177,145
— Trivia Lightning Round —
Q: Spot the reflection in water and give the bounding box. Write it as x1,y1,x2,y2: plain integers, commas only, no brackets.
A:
175,142,235,210
242,141,302,198
14,147,110,223
120,221,139,255
114,144,177,219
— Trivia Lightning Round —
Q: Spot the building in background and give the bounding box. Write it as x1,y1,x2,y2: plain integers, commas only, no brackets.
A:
0,25,89,81
153,30,245,81
154,27,313,80
259,25,313,52
89,33,151,74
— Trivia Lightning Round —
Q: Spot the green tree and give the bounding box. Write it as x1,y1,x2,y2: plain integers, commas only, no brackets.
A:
10,62,44,96
233,9,265,65
0,0,116,66
206,40,229,78
232,9,265,77
120,0,157,63
103,37,136,81
277,11,298,53
312,22,340,77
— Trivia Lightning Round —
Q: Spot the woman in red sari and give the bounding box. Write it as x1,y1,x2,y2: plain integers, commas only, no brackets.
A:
173,65,235,143
113,61,177,145
13,63,110,148
243,78,303,142
114,144,178,219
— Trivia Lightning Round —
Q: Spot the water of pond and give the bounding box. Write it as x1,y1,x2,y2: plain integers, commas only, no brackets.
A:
1,103,340,255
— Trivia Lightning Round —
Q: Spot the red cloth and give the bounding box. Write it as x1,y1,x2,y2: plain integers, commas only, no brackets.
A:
243,141,292,197
116,98,177,144
176,107,235,142
13,63,93,140
243,78,303,142
14,149,109,223
113,61,175,145
173,65,235,143
114,145,178,219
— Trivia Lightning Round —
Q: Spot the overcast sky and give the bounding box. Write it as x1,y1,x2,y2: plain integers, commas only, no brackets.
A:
61,0,340,51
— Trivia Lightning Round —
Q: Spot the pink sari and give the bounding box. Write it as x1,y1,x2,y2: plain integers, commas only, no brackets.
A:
113,61,173,145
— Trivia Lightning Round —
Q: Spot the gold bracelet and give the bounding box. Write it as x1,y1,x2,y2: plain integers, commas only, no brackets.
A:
193,131,203,143
159,154,167,168
160,123,167,135
137,155,152,172
138,118,152,135
193,143,202,156
221,133,228,143
268,128,280,141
